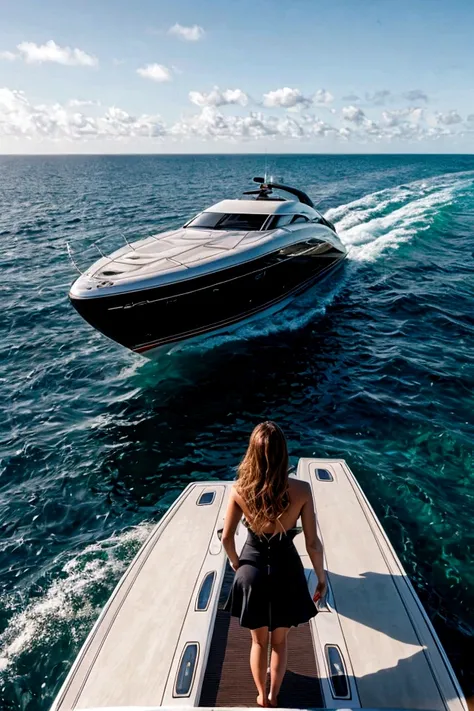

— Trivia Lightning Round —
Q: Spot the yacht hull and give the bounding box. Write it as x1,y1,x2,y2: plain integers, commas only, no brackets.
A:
70,241,346,356
144,271,338,358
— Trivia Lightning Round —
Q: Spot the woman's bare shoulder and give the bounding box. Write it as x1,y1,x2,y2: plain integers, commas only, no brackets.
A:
288,477,311,500
230,482,243,501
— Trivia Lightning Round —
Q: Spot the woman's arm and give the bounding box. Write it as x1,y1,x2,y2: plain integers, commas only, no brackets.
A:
300,485,327,599
221,487,243,571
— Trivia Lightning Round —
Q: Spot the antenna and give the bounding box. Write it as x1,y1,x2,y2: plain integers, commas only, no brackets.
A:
264,148,268,184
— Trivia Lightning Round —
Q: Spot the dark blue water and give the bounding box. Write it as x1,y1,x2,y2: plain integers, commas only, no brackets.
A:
0,154,473,710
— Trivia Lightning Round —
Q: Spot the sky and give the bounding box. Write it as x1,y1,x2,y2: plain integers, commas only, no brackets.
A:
1,0,474,154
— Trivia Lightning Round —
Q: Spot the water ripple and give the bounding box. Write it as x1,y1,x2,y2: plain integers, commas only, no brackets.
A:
0,154,473,709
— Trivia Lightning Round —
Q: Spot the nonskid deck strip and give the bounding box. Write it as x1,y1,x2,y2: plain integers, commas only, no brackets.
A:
200,566,323,708
200,615,323,708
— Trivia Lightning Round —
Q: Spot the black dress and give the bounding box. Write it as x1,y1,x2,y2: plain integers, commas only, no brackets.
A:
225,523,317,631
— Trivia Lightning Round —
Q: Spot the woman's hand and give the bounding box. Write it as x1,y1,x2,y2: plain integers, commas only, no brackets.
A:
230,560,240,572
313,577,327,602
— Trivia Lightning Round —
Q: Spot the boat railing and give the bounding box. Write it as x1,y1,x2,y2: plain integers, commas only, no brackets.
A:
66,230,198,279
65,231,142,277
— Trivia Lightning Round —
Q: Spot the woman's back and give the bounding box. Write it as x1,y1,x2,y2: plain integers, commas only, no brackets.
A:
233,477,310,535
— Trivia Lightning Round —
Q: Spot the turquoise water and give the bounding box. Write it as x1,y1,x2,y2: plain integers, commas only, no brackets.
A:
0,154,473,710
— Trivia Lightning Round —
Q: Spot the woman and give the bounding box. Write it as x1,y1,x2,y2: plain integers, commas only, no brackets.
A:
222,421,327,708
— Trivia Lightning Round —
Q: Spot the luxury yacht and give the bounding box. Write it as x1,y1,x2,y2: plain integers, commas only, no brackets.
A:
69,179,347,356
50,458,467,711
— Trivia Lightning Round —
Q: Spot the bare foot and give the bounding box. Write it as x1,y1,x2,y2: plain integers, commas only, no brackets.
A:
267,694,278,708
256,694,268,707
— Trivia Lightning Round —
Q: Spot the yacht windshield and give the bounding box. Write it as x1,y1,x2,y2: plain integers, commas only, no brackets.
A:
186,212,268,231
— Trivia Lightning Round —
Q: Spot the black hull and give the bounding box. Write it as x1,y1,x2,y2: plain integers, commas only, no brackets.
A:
70,240,346,354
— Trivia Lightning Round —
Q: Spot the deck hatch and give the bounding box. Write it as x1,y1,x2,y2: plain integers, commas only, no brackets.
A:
325,644,350,699
196,571,216,611
174,642,199,697
316,467,333,482
197,490,215,505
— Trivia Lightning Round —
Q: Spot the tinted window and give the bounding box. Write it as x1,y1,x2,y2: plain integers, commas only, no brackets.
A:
186,212,267,231
326,645,349,699
316,468,333,482
266,214,294,229
174,643,198,696
196,571,216,611
185,212,224,229
197,491,215,505
290,214,310,224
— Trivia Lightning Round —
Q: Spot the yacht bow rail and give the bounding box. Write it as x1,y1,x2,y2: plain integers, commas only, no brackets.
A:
65,227,257,281
65,232,146,278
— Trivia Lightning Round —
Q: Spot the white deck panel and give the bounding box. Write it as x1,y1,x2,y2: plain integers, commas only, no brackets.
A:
52,484,228,711
298,458,466,711
206,199,300,214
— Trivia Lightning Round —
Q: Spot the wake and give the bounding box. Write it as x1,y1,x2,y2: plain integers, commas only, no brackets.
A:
330,171,474,262
0,524,152,673
166,171,474,355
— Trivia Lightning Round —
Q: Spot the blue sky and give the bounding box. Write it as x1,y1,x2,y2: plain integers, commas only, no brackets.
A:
1,0,473,153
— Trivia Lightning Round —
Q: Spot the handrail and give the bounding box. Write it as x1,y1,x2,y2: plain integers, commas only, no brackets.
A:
65,232,141,279
66,242,84,275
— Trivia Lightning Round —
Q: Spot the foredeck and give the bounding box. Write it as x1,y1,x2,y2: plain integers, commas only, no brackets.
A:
50,463,467,711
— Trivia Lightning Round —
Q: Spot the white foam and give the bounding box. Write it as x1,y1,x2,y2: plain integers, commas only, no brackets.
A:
334,173,474,263
326,171,473,229
0,523,151,672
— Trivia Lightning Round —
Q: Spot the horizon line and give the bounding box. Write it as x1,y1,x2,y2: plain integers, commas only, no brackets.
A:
1,151,474,157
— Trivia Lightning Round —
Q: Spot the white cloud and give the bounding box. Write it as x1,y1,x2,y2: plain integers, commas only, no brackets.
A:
0,50,17,61
170,106,340,142
189,87,248,108
314,89,334,105
403,89,429,103
0,86,467,149
68,99,101,107
467,114,474,123
14,40,97,66
137,63,172,82
410,108,424,122
171,106,304,141
342,105,366,124
0,88,165,142
263,87,312,110
436,110,462,125
382,108,423,126
300,114,336,137
168,23,205,41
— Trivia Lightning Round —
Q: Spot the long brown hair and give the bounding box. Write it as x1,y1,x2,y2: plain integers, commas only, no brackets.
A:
236,421,289,535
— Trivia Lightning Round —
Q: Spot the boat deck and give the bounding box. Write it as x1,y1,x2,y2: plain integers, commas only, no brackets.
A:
199,567,322,708
50,460,467,711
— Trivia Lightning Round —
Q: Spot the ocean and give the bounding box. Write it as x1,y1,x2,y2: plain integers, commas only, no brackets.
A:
0,153,473,710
